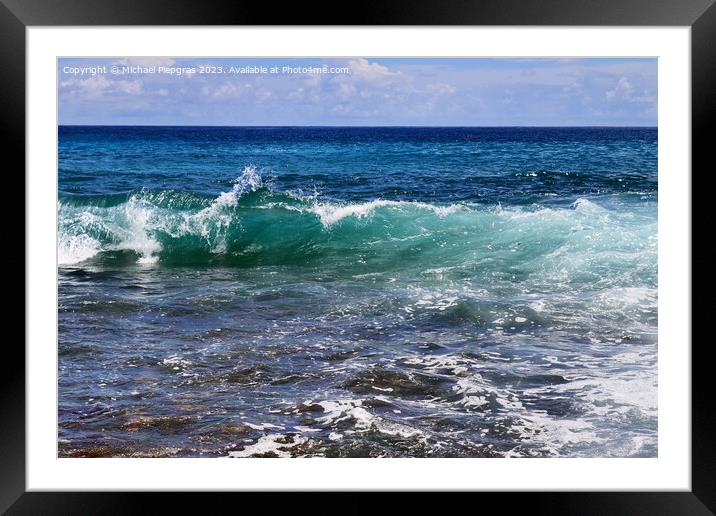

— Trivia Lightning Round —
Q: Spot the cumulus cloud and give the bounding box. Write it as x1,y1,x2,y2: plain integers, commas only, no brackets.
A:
426,82,457,94
115,80,143,95
606,76,635,101
209,82,251,100
115,57,176,67
59,75,143,98
347,58,399,80
606,76,655,104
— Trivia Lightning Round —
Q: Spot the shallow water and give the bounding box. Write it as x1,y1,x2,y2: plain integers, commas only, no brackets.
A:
58,126,657,457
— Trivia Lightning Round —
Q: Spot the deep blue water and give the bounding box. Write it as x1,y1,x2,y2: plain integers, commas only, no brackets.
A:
58,126,658,458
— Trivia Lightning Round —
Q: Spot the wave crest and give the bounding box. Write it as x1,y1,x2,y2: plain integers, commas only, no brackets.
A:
58,166,656,288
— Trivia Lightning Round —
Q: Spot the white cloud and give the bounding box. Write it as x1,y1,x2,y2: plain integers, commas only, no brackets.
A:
347,58,399,80
426,82,456,94
605,76,655,104
606,76,635,101
58,75,111,98
115,80,142,95
59,75,143,99
287,87,305,100
115,57,176,67
210,83,247,100
337,83,357,100
79,75,111,95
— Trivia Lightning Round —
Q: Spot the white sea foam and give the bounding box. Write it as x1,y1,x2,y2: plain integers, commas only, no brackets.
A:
228,434,306,458
113,197,162,264
160,355,193,375
58,233,101,265
243,421,285,431
58,166,267,265
309,199,463,227
315,398,424,440
573,197,606,213
180,165,264,252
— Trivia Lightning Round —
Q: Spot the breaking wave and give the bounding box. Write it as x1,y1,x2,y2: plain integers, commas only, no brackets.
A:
58,166,656,292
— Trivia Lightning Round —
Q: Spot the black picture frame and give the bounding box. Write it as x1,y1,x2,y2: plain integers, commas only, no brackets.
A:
5,0,713,512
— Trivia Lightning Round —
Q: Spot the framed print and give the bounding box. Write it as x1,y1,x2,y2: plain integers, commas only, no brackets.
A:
6,0,714,512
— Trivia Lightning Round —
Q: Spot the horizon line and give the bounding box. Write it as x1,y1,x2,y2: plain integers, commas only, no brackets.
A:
58,124,658,129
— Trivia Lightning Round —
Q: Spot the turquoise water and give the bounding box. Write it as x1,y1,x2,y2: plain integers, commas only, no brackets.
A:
58,126,657,457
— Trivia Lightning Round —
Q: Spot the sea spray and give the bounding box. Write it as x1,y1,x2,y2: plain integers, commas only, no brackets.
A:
58,168,655,295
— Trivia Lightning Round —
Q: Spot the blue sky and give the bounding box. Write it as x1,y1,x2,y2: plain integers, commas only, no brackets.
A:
58,57,657,126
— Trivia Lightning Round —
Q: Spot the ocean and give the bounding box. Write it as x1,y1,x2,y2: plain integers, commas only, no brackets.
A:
58,126,658,458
